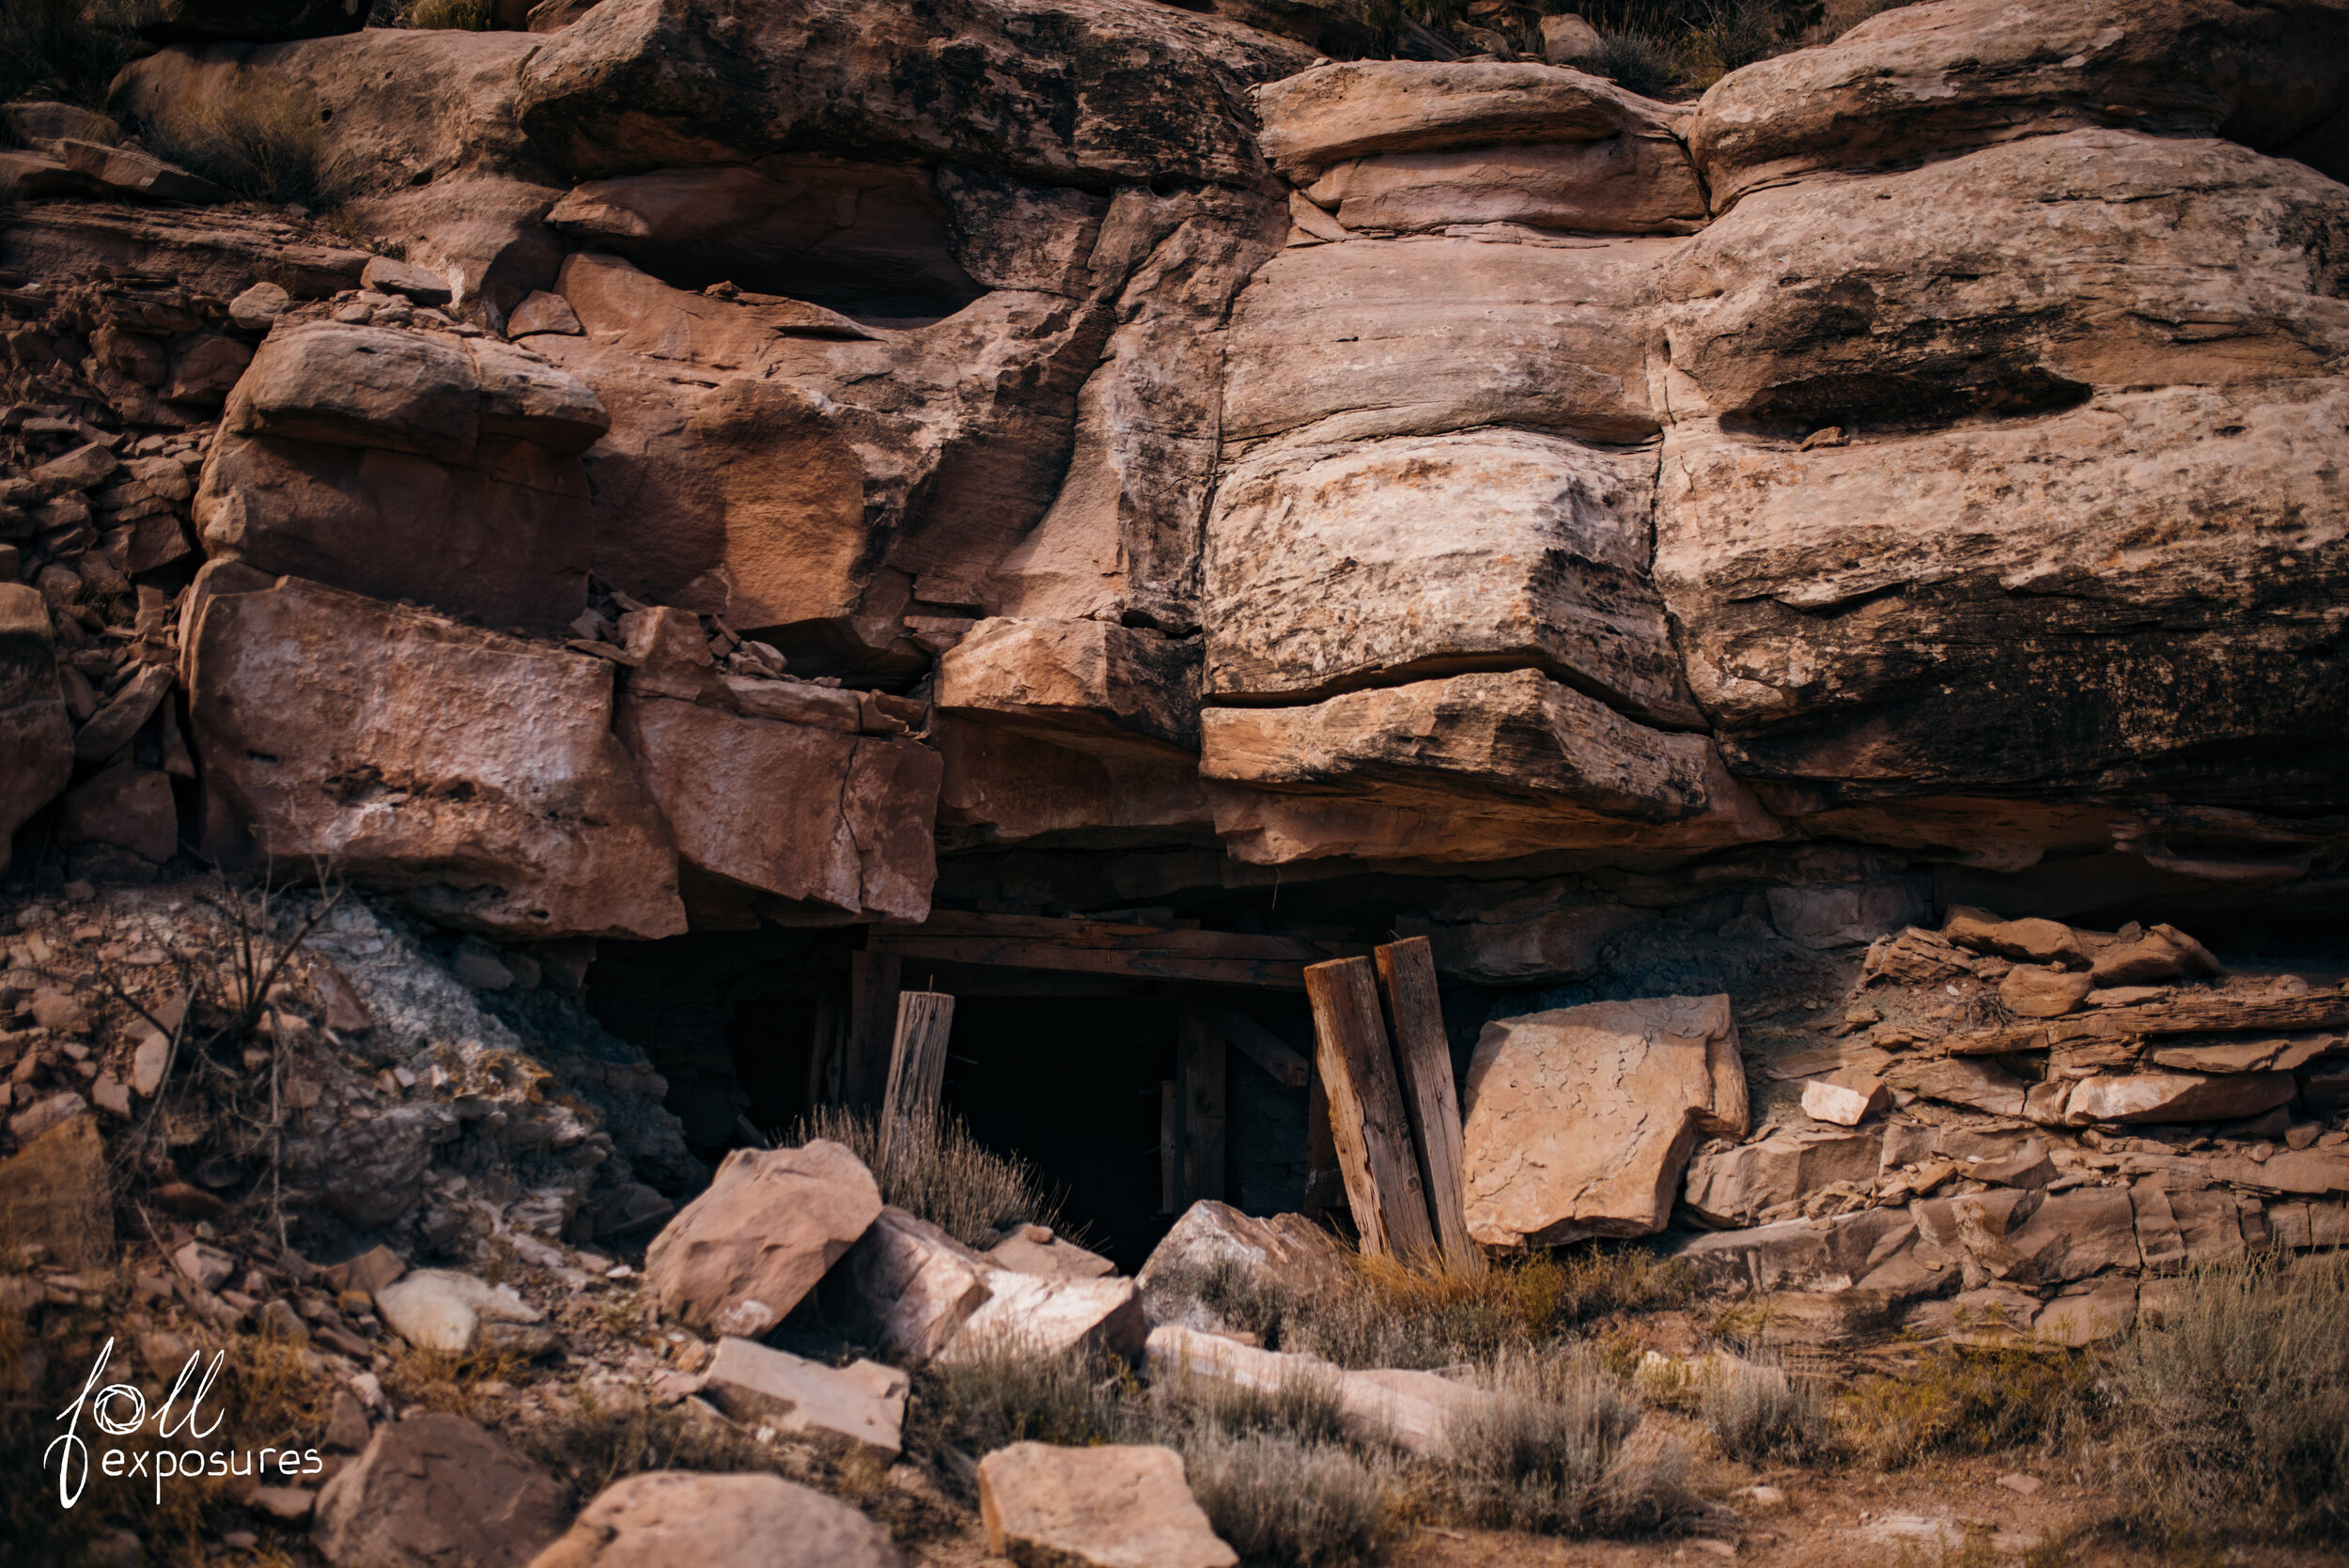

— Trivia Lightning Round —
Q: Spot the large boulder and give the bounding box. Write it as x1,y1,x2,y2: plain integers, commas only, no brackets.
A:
1652,141,2349,823
615,659,941,924
184,576,687,939
0,583,70,874
935,617,1203,756
1252,60,1703,234
314,1413,567,1568
1688,0,2349,211
698,1338,909,1458
978,1442,1237,1568
831,1205,1145,1365
1199,670,1779,864
197,323,609,632
1137,1200,1355,1332
644,1140,882,1338
1461,994,1749,1249
1221,235,1672,450
524,1471,902,1568
1204,428,1698,726
513,0,1312,189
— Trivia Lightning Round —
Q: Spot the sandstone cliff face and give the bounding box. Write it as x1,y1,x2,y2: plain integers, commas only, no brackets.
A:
3,0,2346,951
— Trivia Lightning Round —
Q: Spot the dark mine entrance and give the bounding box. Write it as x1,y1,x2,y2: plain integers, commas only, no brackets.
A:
584,917,1335,1268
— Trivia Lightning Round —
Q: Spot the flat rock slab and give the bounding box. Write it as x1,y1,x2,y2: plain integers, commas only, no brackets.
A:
978,1442,1237,1568
1138,1200,1355,1333
834,1205,1143,1366
1145,1324,1474,1457
987,1223,1117,1281
700,1338,908,1457
646,1140,881,1339
314,1412,566,1568
525,1469,902,1568
1681,1126,1882,1228
1462,994,1747,1248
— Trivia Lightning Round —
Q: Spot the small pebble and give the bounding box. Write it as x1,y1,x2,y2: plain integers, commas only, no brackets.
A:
1999,1472,2042,1496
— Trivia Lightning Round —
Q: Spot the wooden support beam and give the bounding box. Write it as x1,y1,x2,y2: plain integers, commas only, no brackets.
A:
1159,1080,1179,1217
1178,1007,1228,1205
845,951,901,1112
879,990,955,1166
1193,999,1312,1087
1377,937,1482,1275
806,996,843,1110
867,909,1372,989
1303,956,1437,1263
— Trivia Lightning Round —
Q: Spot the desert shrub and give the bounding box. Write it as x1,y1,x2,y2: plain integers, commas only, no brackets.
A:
1699,1359,1836,1464
1838,1339,2095,1470
903,1340,1128,1480
1443,1350,1692,1535
1183,1429,1397,1568
514,1388,781,1498
2101,1251,2349,1544
1175,1244,1691,1373
1678,0,1787,84
790,1105,1068,1250
0,0,153,113
142,76,325,208
402,0,493,27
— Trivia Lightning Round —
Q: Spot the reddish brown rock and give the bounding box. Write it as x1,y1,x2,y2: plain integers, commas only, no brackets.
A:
58,768,178,866
1688,0,2349,211
186,576,685,939
0,583,71,874
314,1413,567,1568
1462,994,1747,1248
616,689,940,924
935,617,1202,756
525,1471,903,1568
645,1140,882,1339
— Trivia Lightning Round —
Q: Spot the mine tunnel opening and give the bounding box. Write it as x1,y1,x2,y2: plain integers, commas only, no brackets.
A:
581,924,1332,1272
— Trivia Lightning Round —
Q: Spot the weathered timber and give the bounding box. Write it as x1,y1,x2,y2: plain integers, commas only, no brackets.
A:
807,996,844,1107
1376,938,1482,1274
1179,1007,1228,1205
1304,956,1438,1263
867,909,1368,988
1193,999,1313,1087
847,950,903,1111
879,990,955,1166
1159,1079,1179,1217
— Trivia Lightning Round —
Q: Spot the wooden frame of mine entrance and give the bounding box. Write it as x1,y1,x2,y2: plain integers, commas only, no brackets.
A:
839,909,1480,1270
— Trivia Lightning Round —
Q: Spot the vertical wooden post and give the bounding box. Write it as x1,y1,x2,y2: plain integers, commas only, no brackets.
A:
807,996,843,1110
1178,1007,1227,1205
1302,956,1437,1263
879,990,955,1166
1158,1080,1179,1216
1377,937,1482,1274
846,951,901,1112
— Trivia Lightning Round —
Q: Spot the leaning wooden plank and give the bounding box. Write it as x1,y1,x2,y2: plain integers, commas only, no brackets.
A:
879,990,956,1166
1193,999,1313,1087
1376,938,1483,1276
1303,956,1438,1263
846,950,903,1111
865,934,1310,988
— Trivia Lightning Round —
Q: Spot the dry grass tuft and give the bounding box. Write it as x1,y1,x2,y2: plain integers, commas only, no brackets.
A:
790,1106,1069,1251
1183,1429,1397,1568
1838,1338,2094,1470
511,1387,780,1500
402,0,494,27
144,77,325,208
903,1340,1129,1483
1443,1349,1693,1536
1693,1355,1837,1465
2101,1250,2349,1545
